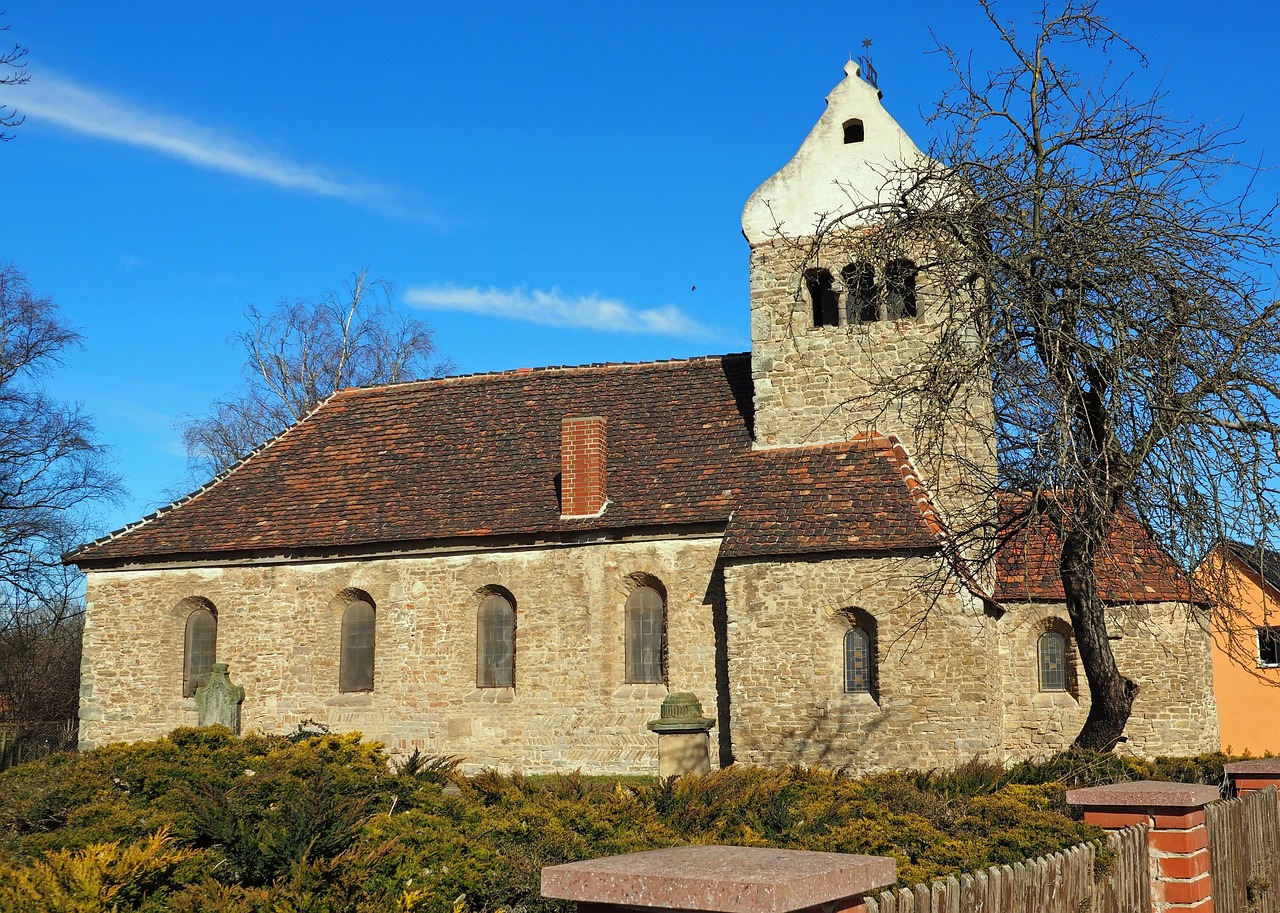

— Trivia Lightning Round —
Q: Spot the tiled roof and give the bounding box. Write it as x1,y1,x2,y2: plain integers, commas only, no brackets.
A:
71,355,758,564
67,353,1194,611
719,437,939,559
994,497,1191,603
70,355,944,568
1226,540,1280,595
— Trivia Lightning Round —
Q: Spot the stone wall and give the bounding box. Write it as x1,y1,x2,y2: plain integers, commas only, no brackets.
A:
722,554,1006,772
80,538,1219,772
999,601,1219,759
79,536,725,774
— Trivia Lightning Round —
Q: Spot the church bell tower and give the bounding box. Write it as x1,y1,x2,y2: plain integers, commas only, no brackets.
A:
741,60,996,531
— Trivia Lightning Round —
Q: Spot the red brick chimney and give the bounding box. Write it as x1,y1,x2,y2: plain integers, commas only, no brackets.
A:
561,416,607,517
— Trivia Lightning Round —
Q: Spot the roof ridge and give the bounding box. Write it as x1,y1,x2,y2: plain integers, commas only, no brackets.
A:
334,352,750,398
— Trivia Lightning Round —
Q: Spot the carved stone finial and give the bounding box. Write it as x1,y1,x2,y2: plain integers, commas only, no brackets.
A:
196,662,246,735
647,692,715,777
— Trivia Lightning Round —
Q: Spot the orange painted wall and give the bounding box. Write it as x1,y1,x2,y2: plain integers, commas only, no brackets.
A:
1209,554,1280,754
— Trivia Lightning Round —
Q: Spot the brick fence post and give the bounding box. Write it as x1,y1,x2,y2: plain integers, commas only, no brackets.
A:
543,847,896,913
1224,759,1280,799
1067,781,1220,913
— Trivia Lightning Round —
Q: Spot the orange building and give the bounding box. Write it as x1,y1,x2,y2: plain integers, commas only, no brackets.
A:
1209,542,1280,754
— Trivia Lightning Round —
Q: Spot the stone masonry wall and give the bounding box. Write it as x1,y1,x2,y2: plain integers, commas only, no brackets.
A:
722,554,1006,772
747,240,998,544
999,601,1219,759
79,537,724,774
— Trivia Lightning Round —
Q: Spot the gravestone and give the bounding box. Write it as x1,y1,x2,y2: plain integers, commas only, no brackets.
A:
196,662,245,735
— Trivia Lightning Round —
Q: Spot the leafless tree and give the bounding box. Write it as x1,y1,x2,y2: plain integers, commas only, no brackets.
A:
180,269,451,479
799,2,1280,749
0,573,82,725
1,14,28,141
0,264,117,737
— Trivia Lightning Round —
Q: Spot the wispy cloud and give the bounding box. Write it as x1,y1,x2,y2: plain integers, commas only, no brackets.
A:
103,399,187,458
404,285,720,339
12,72,390,205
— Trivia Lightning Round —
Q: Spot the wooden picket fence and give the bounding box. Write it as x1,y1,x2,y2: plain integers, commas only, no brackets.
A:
864,825,1149,913
1207,785,1280,913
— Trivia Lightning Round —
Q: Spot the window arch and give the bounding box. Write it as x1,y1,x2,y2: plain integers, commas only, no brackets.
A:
339,598,376,693
804,268,840,328
842,118,865,144
477,590,516,688
885,258,917,319
1038,630,1068,692
841,261,878,324
182,601,217,698
841,608,878,698
625,582,666,684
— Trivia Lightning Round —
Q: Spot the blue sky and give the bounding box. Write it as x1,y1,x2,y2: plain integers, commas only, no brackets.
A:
3,2,1278,538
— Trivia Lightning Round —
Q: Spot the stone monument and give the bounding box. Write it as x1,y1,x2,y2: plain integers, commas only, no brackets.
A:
647,692,715,777
196,662,245,735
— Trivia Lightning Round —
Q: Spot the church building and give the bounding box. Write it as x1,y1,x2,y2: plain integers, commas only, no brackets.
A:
68,62,1218,773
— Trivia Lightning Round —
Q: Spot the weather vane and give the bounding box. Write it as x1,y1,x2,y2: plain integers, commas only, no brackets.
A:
858,37,880,91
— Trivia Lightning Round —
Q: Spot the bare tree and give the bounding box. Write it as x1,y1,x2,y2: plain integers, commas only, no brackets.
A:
0,263,118,610
801,2,1280,749
0,264,117,743
1,14,28,141
181,269,451,478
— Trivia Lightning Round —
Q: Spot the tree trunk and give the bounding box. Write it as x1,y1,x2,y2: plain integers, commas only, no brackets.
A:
1061,529,1138,751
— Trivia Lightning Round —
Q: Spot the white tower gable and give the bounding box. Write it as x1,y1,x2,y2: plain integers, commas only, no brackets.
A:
741,60,928,245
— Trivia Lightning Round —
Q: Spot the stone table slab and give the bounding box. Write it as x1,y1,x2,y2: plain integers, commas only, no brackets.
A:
1066,781,1221,809
1225,760,1280,774
542,846,896,913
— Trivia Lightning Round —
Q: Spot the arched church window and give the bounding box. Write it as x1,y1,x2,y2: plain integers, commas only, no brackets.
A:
804,268,841,328
625,584,666,684
340,599,376,692
841,262,878,323
841,608,878,699
885,258,917,319
183,605,217,698
477,592,516,688
843,118,865,144
844,628,873,693
1038,631,1068,692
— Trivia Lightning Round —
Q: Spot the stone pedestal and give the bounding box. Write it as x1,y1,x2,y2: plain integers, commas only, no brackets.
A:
542,846,896,913
1067,780,1220,913
647,692,715,777
196,662,245,735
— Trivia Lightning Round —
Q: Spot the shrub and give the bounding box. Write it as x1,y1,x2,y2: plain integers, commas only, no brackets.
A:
0,828,203,913
0,733,1250,911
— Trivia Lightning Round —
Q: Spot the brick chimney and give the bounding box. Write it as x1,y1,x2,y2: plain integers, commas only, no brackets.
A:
561,416,607,517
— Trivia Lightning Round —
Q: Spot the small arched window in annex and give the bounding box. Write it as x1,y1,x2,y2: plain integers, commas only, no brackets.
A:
841,261,878,324
842,118,865,144
477,587,516,688
625,576,667,685
804,267,841,328
1037,630,1069,693
339,592,376,693
884,258,918,319
181,597,218,698
841,608,878,699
